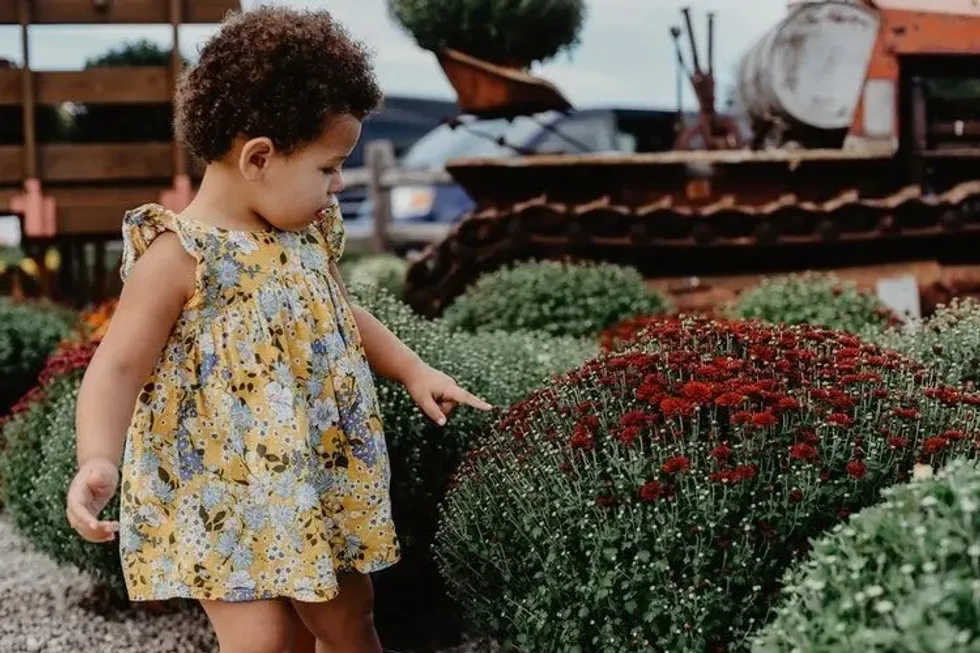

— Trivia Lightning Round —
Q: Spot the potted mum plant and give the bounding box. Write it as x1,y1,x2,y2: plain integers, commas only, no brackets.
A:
386,0,584,115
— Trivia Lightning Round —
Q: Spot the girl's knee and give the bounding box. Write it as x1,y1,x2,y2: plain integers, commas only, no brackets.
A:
201,599,294,653
292,573,381,652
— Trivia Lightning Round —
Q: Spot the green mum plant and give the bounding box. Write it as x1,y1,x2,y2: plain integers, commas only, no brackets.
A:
0,298,75,417
754,457,980,653
442,259,672,338
728,272,900,335
434,315,980,651
350,284,597,647
340,253,408,299
864,297,980,388
387,0,587,66
0,343,124,594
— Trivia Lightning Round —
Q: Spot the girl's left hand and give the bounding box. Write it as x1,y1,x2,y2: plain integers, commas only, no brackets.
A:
403,363,492,426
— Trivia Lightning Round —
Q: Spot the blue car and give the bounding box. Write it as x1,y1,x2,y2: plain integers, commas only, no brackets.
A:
352,107,686,228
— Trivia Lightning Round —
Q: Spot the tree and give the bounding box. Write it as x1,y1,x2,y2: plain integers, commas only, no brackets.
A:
70,39,188,144
387,0,586,68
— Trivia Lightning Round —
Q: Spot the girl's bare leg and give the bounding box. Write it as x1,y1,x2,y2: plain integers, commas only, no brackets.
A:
290,604,319,653
200,598,293,653
290,572,382,653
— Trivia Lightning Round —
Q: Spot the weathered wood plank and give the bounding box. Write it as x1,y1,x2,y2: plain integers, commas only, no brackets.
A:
0,145,23,184
0,68,171,105
0,0,239,24
41,143,175,181
0,143,180,182
47,185,169,234
0,68,172,106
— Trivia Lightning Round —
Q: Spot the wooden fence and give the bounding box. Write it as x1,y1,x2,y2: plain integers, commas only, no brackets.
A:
346,139,454,252
0,139,457,305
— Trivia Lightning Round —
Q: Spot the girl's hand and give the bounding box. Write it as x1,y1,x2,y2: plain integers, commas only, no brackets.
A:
403,363,492,426
65,458,120,543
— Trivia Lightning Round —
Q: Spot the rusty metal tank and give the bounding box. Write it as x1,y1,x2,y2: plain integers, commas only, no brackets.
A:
736,1,880,131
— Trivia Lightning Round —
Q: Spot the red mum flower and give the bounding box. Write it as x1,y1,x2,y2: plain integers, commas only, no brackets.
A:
618,426,641,447
788,488,804,504
790,443,818,461
776,397,801,411
893,407,921,420
662,456,690,474
827,412,855,428
661,397,695,417
715,392,746,407
751,412,779,428
639,480,663,502
710,443,733,460
922,437,950,455
846,459,867,479
888,436,908,449
681,381,715,403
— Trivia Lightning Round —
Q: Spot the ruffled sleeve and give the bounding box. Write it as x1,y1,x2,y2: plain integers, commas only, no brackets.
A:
313,196,346,262
120,203,178,283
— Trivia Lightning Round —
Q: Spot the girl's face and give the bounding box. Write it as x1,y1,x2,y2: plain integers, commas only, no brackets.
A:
241,114,362,232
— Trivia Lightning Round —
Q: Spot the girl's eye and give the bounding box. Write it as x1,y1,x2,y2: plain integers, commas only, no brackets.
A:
321,168,338,175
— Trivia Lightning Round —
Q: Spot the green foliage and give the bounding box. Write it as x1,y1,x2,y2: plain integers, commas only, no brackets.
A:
754,458,980,653
441,259,671,338
340,253,408,299
0,299,74,416
349,283,596,644
387,0,586,66
0,370,125,596
434,315,979,651
352,283,596,553
729,272,898,335
863,297,980,388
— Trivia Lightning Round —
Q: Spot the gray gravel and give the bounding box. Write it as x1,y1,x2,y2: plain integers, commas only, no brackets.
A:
0,514,491,653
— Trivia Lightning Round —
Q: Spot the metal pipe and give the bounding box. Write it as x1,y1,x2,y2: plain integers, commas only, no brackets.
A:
707,12,715,78
681,7,701,74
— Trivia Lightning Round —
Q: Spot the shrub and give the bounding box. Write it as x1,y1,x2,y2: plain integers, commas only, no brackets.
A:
863,297,980,388
387,0,586,66
0,343,124,595
340,253,408,299
0,298,75,417
346,284,601,645
753,457,980,653
441,259,672,338
434,315,980,652
728,272,899,335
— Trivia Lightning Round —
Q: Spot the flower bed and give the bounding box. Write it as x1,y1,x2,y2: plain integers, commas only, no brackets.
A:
434,315,980,651
728,272,899,334
0,298,75,418
753,457,980,653
441,259,671,337
865,297,980,388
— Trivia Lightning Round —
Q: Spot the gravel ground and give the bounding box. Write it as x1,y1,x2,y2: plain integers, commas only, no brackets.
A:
0,515,489,653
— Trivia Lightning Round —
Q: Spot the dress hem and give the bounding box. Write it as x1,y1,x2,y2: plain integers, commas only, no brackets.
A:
124,555,401,604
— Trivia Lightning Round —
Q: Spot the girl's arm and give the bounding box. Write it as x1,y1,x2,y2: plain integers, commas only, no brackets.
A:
76,232,195,468
329,261,491,424
328,260,424,383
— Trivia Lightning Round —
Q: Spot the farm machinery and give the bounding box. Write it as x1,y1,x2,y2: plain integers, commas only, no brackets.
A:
404,0,980,316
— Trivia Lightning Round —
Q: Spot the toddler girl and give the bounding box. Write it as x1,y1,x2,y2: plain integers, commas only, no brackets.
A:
64,6,490,652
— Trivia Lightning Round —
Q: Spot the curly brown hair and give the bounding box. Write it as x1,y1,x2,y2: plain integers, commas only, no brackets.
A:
175,6,383,163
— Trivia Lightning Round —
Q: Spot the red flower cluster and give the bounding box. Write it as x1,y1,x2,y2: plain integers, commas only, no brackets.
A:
4,341,97,420
485,315,980,516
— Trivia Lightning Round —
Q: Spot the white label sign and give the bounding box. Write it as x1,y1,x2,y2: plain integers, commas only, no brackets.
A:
876,274,921,322
0,212,22,247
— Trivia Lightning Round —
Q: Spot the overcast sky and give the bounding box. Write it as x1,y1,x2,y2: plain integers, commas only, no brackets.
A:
0,0,789,110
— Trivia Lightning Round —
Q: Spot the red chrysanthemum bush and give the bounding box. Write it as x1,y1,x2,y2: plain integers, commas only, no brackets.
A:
433,315,980,652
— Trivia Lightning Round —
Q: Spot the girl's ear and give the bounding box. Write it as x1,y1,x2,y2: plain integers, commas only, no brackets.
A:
238,136,276,181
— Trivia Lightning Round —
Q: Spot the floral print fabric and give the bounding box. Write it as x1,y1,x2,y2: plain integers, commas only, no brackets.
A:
117,202,399,603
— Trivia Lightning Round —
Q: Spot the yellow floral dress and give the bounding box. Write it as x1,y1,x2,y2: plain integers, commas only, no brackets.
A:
117,201,400,603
